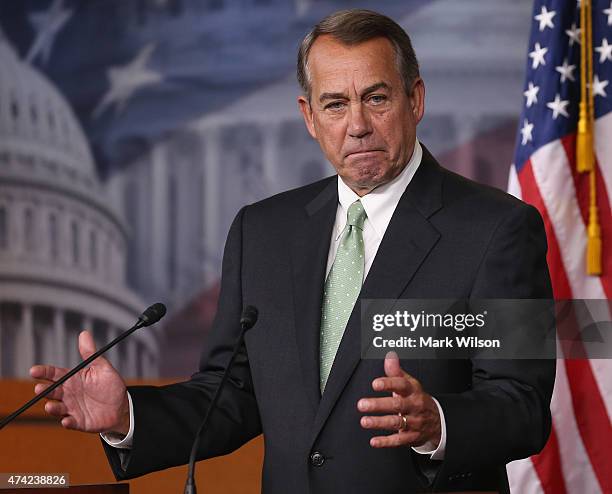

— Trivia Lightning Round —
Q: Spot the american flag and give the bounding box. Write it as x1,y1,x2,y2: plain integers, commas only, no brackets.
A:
507,1,612,492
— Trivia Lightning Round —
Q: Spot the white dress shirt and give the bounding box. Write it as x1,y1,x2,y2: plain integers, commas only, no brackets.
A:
101,391,133,449
104,139,446,460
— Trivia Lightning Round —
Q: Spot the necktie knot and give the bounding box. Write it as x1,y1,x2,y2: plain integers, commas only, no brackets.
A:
347,200,367,230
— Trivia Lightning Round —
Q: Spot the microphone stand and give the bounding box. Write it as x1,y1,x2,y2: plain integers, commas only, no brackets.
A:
184,306,258,494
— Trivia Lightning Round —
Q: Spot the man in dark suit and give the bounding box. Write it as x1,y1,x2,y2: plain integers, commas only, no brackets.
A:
31,9,555,493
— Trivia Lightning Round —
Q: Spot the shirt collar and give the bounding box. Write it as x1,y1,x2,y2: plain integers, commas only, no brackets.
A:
336,139,422,240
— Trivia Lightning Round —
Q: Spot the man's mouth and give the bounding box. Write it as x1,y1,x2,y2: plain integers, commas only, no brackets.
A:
345,149,384,158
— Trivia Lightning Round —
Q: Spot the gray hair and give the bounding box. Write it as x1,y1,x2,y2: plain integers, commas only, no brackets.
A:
297,9,420,101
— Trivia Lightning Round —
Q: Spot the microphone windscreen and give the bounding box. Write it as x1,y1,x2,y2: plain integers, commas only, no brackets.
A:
139,303,167,326
240,305,258,329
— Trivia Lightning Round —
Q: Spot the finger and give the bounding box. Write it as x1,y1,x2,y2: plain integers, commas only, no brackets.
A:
361,413,425,431
77,330,112,370
61,416,78,430
361,414,404,431
29,365,67,382
372,376,414,396
384,351,403,378
78,330,97,361
44,400,68,418
358,396,405,414
34,383,64,401
383,354,422,394
370,431,420,448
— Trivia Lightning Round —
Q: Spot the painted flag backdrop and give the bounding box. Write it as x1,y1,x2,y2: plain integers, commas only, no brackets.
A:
507,0,612,492
0,0,535,378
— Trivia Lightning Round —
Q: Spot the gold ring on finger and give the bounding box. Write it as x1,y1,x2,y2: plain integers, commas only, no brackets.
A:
398,413,409,431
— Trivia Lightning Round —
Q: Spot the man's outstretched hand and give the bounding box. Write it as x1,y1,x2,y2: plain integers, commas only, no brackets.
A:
358,351,441,449
30,330,130,436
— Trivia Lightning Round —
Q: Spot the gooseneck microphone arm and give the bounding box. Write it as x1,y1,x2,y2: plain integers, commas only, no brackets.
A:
0,303,167,431
184,305,258,494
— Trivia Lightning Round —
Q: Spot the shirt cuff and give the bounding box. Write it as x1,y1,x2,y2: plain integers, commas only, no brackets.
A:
100,391,134,449
411,396,446,460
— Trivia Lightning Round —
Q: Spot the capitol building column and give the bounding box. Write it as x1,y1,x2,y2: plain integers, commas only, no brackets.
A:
144,349,157,378
202,126,221,285
40,207,51,263
150,145,169,293
53,308,66,367
124,338,138,378
65,326,78,369
20,304,34,376
105,324,120,370
261,120,280,189
9,201,22,259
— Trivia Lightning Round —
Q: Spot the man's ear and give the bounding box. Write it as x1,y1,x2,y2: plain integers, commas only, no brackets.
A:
298,95,318,140
409,78,426,125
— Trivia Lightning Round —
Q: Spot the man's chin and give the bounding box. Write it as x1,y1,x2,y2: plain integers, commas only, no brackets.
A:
343,174,386,195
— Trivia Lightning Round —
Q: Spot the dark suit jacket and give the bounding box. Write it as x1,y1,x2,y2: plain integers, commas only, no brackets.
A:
104,147,555,493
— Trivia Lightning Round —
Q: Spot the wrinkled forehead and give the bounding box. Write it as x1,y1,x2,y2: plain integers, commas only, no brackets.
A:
307,35,402,96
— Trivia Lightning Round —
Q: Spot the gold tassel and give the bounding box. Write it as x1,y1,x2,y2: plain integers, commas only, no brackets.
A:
587,211,602,275
587,170,602,275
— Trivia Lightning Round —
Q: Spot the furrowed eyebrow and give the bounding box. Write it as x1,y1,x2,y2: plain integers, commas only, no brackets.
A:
319,92,347,103
361,82,390,97
318,82,391,104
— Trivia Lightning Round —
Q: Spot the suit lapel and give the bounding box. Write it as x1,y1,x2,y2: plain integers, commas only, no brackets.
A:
291,178,338,412
310,148,444,445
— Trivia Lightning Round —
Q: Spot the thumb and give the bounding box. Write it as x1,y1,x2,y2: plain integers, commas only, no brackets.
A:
78,330,100,363
384,351,403,377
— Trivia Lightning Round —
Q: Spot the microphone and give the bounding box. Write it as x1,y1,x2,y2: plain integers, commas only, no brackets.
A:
138,302,167,327
239,305,258,329
0,303,167,431
184,305,258,494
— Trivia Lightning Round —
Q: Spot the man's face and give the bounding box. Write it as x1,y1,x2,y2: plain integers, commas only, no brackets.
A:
298,35,425,196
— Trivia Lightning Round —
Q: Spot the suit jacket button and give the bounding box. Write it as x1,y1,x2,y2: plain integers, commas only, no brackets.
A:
310,452,325,467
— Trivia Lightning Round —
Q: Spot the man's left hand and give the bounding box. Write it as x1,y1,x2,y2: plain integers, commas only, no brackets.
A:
358,351,441,449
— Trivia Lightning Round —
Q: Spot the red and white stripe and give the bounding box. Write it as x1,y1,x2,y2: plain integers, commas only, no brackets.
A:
506,114,612,493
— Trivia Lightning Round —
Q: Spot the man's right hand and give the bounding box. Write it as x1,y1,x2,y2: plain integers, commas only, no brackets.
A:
30,330,130,436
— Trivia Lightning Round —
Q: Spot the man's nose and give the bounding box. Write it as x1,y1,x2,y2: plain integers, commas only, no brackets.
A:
347,103,372,138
